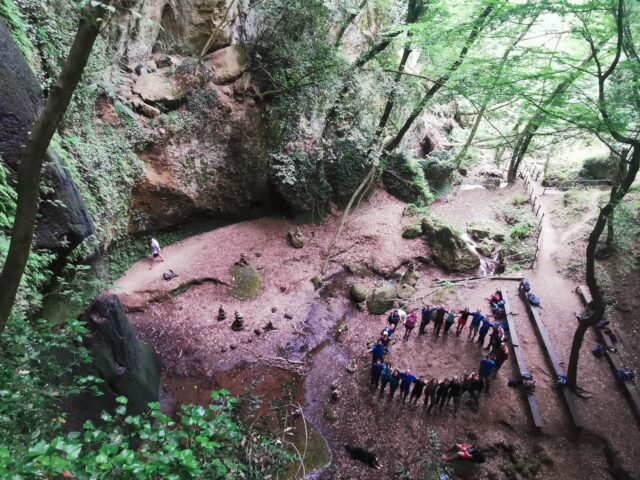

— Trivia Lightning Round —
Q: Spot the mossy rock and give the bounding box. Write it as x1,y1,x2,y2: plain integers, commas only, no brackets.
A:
477,238,497,257
322,403,338,422
400,268,420,287
366,285,396,314
403,221,423,239
419,151,455,194
422,215,480,271
311,276,323,290
349,284,368,303
230,263,262,300
396,283,416,300
382,151,432,205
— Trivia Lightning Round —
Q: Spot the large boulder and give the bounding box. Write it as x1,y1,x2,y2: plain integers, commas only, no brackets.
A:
419,151,455,194
421,215,480,271
133,71,189,107
349,284,368,303
382,152,431,205
0,20,93,257
202,45,248,84
83,294,161,414
127,84,271,233
366,285,396,314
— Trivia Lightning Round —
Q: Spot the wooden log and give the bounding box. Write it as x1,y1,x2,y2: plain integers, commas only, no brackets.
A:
576,286,640,425
520,291,583,430
501,287,544,431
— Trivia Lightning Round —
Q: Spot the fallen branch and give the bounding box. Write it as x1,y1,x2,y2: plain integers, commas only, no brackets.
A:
435,274,524,285
322,166,377,274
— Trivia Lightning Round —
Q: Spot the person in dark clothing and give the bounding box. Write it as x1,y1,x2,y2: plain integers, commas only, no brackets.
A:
479,355,496,393
410,376,426,404
476,319,493,347
444,311,456,335
419,305,432,335
436,378,450,410
404,311,417,340
371,359,384,388
388,369,401,400
461,372,472,396
446,376,463,416
378,331,391,350
424,378,438,413
468,373,483,405
399,370,417,403
368,339,385,364
387,309,401,329
379,362,393,398
487,326,505,354
493,343,509,376
456,307,471,336
433,305,447,337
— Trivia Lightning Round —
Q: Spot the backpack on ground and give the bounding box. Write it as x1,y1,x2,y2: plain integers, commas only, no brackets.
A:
527,292,541,307
519,279,531,292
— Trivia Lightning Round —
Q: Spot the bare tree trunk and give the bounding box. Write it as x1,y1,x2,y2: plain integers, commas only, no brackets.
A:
0,2,112,332
567,145,639,388
373,0,426,140
383,3,496,154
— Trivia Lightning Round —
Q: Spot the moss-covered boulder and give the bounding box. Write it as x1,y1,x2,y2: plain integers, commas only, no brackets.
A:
419,151,456,194
422,216,480,271
349,284,368,303
84,295,161,415
477,238,497,257
366,285,396,314
403,221,423,239
230,263,262,300
382,152,432,205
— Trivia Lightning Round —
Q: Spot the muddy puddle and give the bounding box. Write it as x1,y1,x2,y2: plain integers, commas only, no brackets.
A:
162,363,331,479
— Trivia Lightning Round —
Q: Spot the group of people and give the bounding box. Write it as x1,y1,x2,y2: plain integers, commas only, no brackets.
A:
366,292,512,414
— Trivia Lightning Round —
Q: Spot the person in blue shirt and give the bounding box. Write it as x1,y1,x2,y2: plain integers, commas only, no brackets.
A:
368,339,385,364
468,309,485,341
379,362,393,398
476,318,494,347
478,355,496,393
399,369,417,403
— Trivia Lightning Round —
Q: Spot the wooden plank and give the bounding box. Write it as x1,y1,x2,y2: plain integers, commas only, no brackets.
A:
501,287,544,431
520,291,583,430
576,286,640,424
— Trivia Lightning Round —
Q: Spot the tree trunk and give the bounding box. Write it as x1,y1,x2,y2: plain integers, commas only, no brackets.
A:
383,3,495,154
567,145,639,388
373,0,426,140
506,45,605,182
0,2,111,332
334,0,368,48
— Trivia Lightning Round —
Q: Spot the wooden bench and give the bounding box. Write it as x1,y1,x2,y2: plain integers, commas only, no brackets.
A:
501,287,544,431
520,291,583,430
576,286,640,424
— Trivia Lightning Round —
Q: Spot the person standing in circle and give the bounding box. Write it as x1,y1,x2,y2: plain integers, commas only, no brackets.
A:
149,236,165,269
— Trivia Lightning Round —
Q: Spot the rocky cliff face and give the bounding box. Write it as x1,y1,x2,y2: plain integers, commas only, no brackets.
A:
118,0,257,65
0,20,93,257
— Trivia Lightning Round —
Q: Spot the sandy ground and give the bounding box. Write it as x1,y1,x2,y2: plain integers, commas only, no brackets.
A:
113,178,640,479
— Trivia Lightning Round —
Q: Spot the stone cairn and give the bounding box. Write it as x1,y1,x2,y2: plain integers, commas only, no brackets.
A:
231,311,245,331
217,304,226,321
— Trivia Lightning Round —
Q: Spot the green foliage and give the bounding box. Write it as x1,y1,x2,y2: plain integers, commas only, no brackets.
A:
0,315,291,479
2,389,292,479
0,0,35,66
